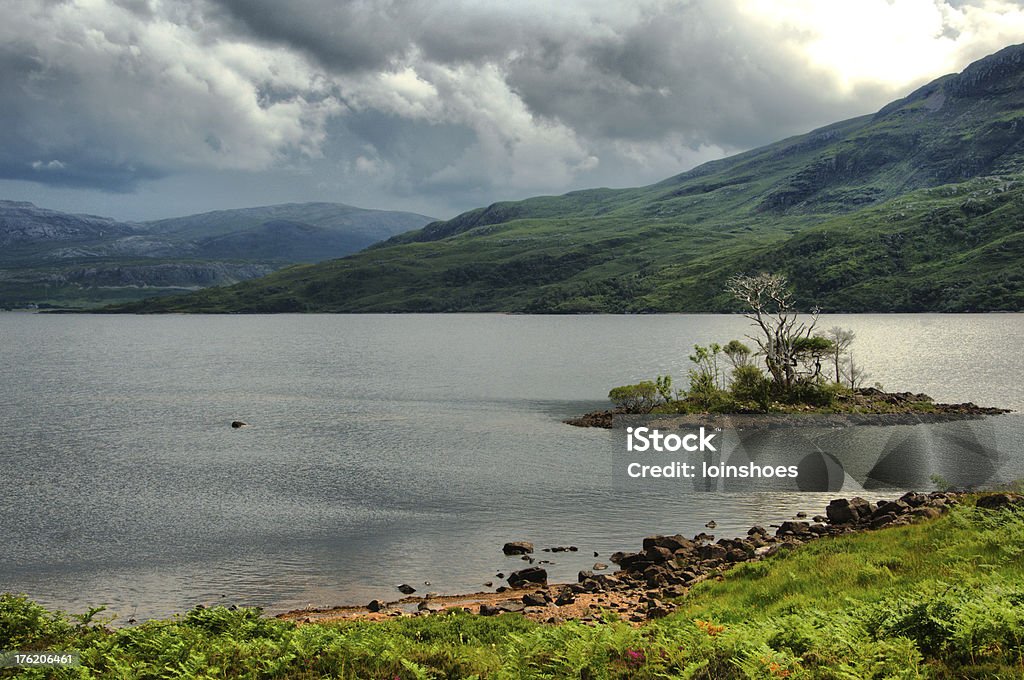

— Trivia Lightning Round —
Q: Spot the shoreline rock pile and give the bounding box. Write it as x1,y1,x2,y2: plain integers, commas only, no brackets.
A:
283,492,1024,627
582,491,961,618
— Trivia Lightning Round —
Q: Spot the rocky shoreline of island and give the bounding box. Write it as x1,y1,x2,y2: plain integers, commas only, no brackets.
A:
564,387,1012,428
277,491,1024,627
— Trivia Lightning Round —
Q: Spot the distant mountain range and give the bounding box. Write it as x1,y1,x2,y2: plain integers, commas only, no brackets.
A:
107,43,1024,314
0,202,433,308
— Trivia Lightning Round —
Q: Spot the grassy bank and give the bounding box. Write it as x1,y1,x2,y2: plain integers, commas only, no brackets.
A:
3,499,1023,678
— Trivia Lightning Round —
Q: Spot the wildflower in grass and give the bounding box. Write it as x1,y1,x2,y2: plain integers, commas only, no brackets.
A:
624,648,645,668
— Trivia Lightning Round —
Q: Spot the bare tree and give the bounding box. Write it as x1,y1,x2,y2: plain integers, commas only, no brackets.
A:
821,326,856,383
843,353,871,389
725,273,819,389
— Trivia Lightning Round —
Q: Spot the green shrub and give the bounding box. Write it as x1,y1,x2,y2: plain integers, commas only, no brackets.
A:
778,380,839,407
0,594,74,649
729,364,772,409
608,381,659,413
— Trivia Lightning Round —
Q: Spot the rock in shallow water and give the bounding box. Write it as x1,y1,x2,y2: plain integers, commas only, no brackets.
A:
507,567,547,588
502,541,534,555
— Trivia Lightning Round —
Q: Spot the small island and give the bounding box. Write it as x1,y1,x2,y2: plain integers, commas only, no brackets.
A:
568,274,1010,428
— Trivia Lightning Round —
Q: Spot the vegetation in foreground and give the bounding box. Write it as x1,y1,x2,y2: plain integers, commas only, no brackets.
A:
3,498,1024,678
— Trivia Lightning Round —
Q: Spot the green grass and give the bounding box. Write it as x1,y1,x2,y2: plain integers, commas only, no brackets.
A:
5,500,1024,678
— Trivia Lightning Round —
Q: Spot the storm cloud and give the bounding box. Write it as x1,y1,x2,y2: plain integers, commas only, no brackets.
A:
1,0,1022,218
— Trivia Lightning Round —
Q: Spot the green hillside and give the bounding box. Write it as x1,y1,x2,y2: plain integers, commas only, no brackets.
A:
144,202,432,242
110,44,1024,313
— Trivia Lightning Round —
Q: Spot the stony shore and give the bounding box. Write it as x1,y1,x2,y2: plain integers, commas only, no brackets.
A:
565,387,1012,428
277,491,1024,628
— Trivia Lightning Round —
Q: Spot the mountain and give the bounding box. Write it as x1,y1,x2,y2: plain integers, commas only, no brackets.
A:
144,202,432,243
100,43,1024,312
0,201,137,247
0,202,433,308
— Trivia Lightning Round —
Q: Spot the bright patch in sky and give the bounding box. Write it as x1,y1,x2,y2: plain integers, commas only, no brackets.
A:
743,0,1024,90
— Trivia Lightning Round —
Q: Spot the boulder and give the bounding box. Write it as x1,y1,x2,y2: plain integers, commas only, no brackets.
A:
522,592,548,607
643,565,670,587
615,552,649,570
911,506,943,520
555,589,576,606
776,521,811,536
643,546,673,564
872,500,910,519
869,513,897,529
826,497,871,524
397,584,416,595
507,567,548,588
367,599,384,612
697,544,727,561
230,421,247,429
497,600,526,613
900,491,928,507
502,541,534,555
643,534,694,553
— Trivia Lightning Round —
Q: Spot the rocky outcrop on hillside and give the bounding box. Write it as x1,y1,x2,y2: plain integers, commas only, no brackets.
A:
1,262,277,289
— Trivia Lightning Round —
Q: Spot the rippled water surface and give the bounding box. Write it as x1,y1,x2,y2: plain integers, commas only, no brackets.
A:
1,313,1022,620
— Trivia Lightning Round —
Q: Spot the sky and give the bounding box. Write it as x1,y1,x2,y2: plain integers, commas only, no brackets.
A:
1,0,1023,222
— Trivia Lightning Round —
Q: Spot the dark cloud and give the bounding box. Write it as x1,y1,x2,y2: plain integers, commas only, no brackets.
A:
0,1,340,193
0,43,168,191
0,0,1021,219
212,0,417,71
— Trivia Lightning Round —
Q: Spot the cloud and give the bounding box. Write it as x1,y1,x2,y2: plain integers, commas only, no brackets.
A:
1,0,1022,212
0,0,340,190
31,160,67,171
